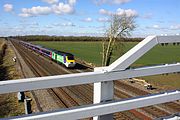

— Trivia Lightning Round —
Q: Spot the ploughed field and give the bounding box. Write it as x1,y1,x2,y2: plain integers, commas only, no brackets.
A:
33,41,180,88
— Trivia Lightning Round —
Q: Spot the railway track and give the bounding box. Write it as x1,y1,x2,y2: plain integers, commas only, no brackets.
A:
115,81,180,114
11,39,179,119
11,40,78,110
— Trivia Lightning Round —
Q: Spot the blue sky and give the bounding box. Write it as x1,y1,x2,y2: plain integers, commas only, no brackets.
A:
0,0,180,37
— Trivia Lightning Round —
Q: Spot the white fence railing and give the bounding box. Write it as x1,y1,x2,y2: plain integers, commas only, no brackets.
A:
0,35,180,120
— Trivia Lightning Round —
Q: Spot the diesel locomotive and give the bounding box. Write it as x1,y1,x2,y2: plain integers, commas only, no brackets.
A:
19,41,76,68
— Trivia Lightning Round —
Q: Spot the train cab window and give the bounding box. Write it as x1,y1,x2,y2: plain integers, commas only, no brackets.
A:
67,56,74,60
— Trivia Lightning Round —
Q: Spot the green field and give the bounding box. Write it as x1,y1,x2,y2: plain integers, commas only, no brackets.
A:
33,41,180,66
33,41,180,88
34,41,104,65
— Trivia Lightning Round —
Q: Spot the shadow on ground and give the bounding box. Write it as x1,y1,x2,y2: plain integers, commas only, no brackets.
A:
73,63,91,70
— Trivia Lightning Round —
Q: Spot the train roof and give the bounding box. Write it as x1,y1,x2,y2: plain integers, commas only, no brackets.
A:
52,49,74,56
41,47,73,56
21,41,74,56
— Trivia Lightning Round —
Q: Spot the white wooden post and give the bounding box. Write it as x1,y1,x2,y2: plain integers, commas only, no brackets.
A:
93,67,114,120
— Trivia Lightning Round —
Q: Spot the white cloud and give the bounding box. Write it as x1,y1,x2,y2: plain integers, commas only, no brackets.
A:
83,17,93,22
97,17,110,22
42,0,59,4
95,0,131,5
45,25,53,28
19,6,52,17
63,22,75,26
146,25,167,30
116,8,138,17
99,8,138,17
19,0,76,17
3,4,13,12
20,22,39,27
19,13,31,17
99,9,111,15
152,25,160,29
68,0,76,6
53,22,75,26
170,24,180,30
31,22,39,26
52,3,75,15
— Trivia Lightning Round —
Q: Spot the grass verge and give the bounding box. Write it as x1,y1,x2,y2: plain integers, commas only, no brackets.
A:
0,39,24,118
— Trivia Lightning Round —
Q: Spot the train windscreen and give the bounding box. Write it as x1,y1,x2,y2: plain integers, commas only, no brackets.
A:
68,56,74,60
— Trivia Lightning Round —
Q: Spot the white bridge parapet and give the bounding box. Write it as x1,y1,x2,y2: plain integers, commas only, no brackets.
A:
3,90,180,120
0,35,180,120
0,63,179,94
108,35,180,71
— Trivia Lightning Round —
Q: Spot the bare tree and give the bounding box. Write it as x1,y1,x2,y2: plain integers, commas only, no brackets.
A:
102,14,136,66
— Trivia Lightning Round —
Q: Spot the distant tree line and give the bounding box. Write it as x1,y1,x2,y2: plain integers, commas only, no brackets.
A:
0,37,6,39
10,35,144,42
